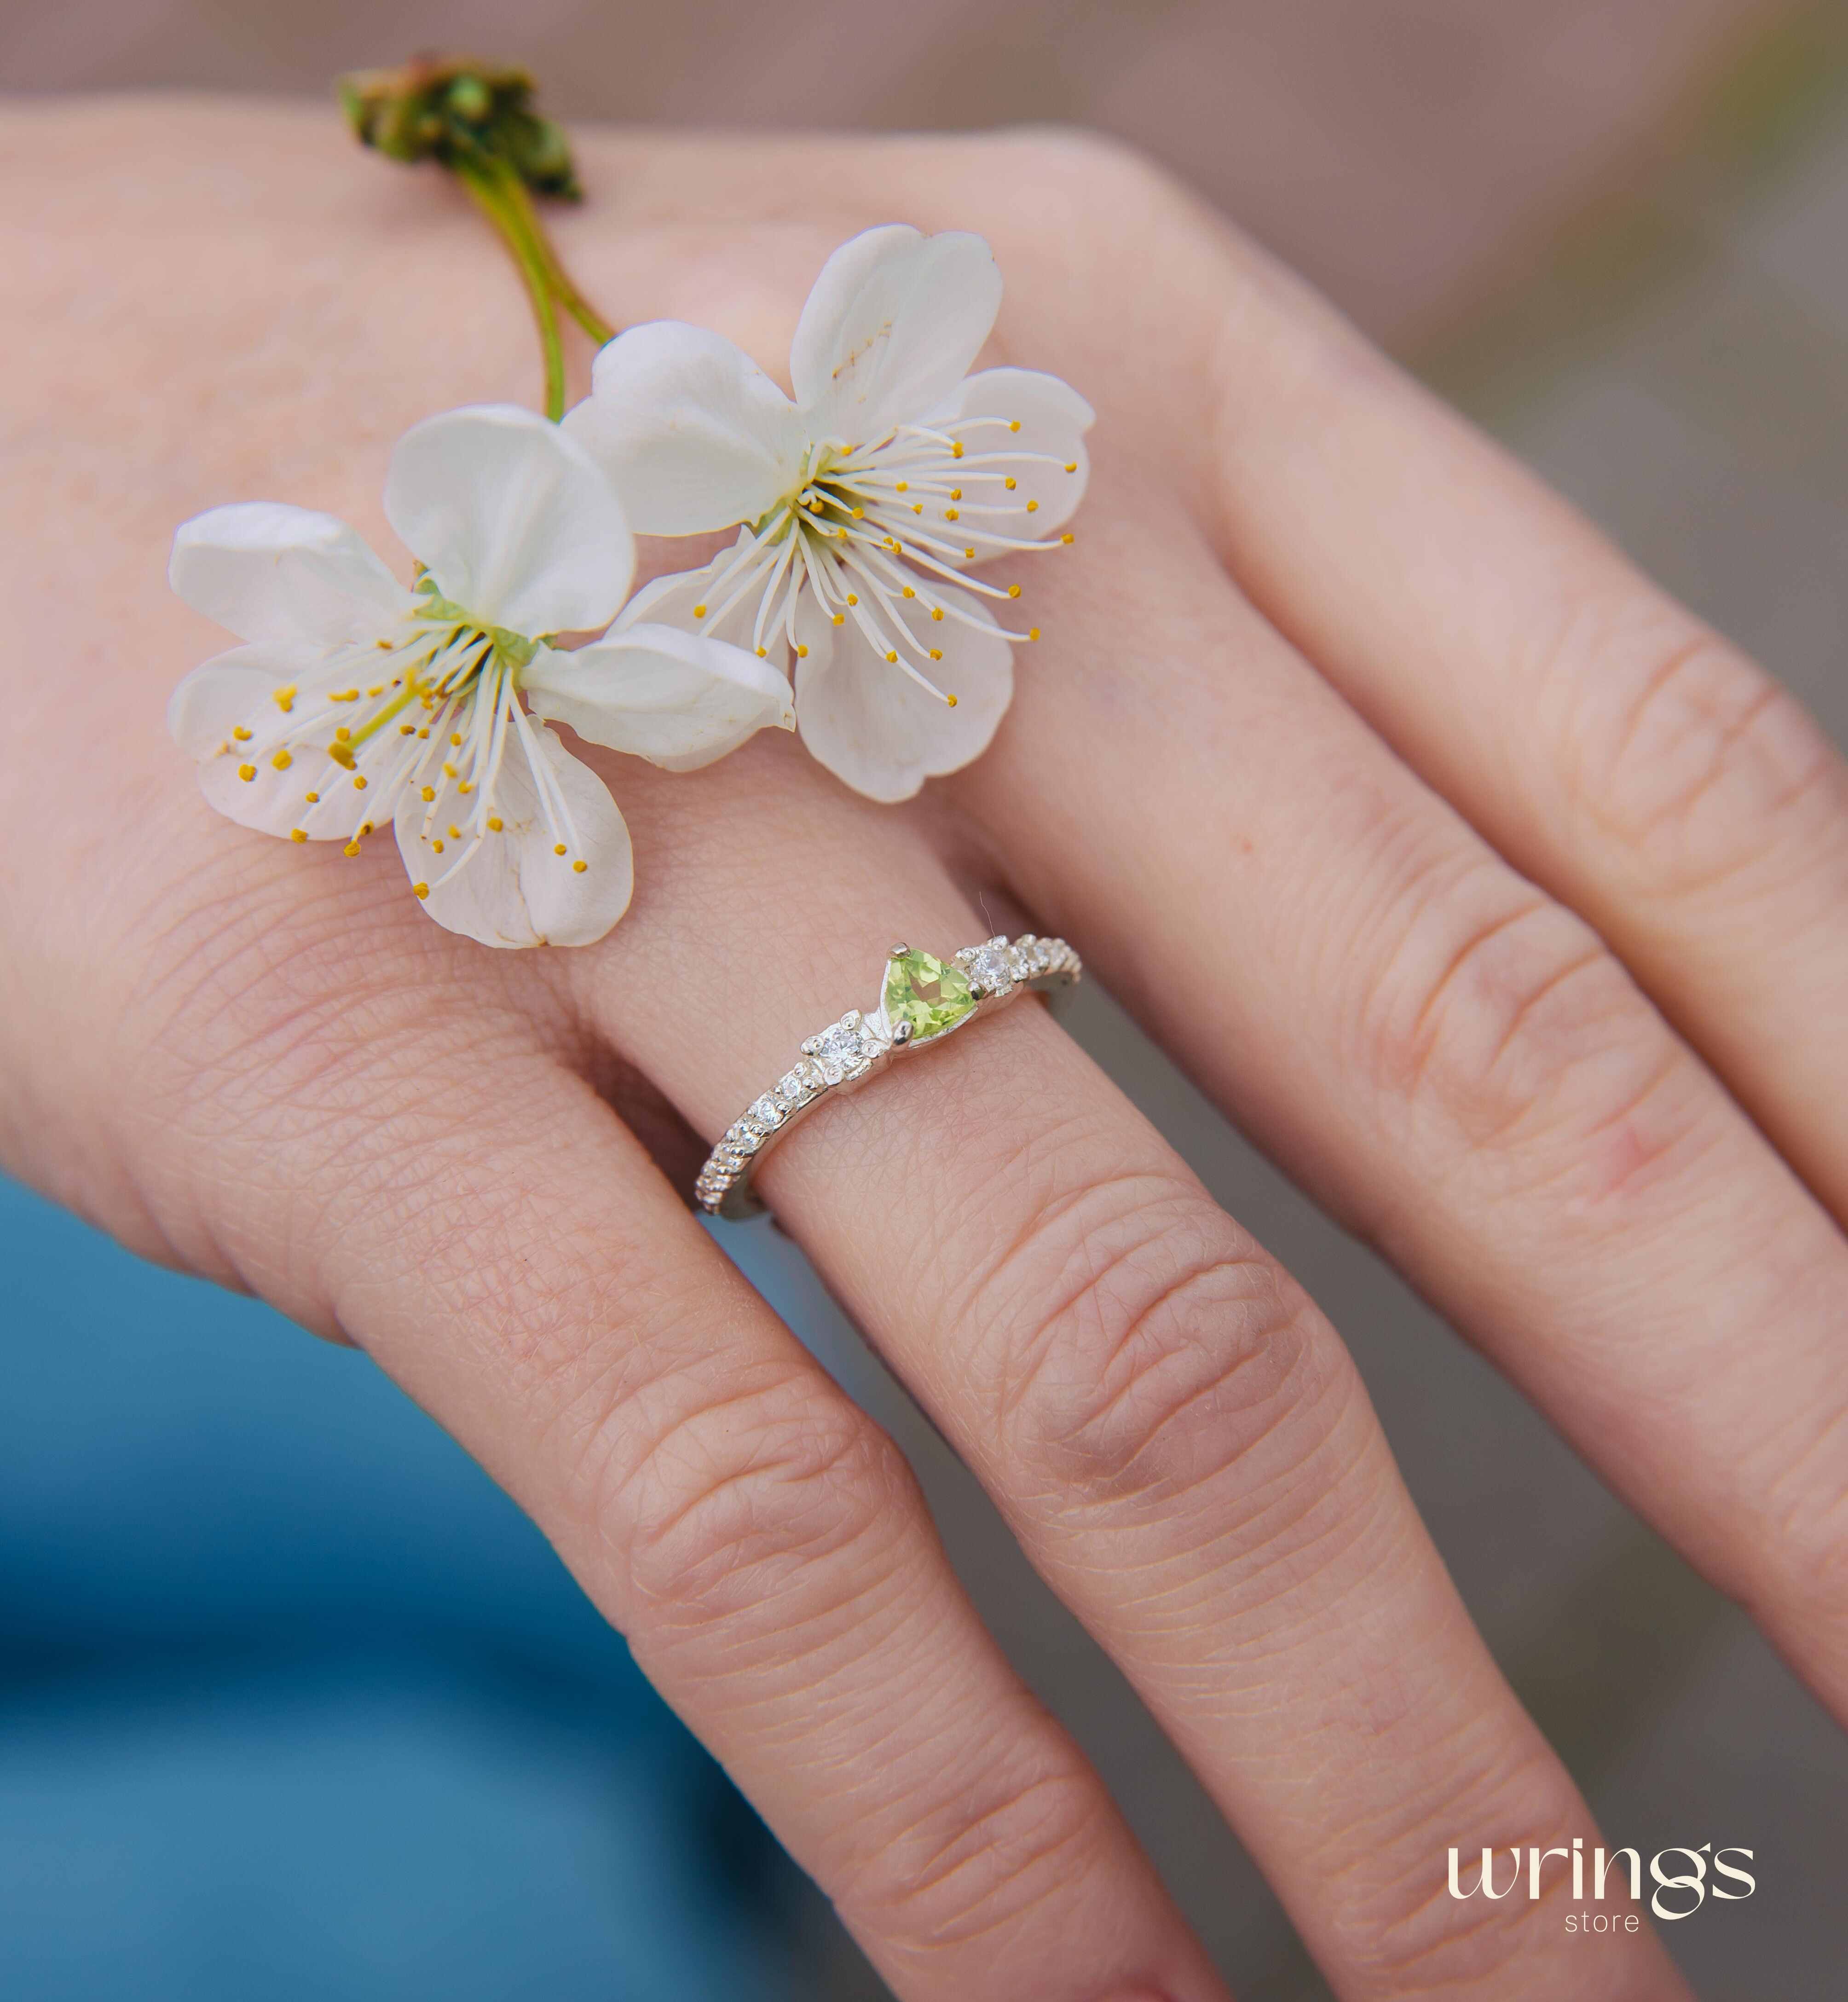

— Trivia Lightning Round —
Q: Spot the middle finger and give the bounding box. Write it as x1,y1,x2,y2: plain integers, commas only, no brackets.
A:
952,459,1848,1721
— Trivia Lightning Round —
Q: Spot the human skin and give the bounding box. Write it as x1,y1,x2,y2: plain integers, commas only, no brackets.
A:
6,96,1847,2001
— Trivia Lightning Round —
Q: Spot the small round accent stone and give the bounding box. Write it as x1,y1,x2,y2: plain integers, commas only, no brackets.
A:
750,1095,784,1129
967,945,1014,995
814,1021,870,1081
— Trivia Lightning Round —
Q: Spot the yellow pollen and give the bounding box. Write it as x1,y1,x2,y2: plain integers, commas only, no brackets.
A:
1007,584,1021,598
1008,420,1021,432
413,882,429,899
795,643,808,658
432,839,445,854
931,607,944,621
946,692,959,706
375,639,392,651
1028,626,1041,640
1005,477,1017,490
448,825,460,839
335,727,351,742
950,488,963,500
1061,532,1074,544
399,723,414,735
273,686,295,713
368,684,383,697
237,763,256,781
352,774,367,789
944,509,959,522
693,603,707,618
912,503,923,515
851,506,864,519
929,647,942,660
345,842,361,857
450,732,462,747
420,785,435,802
846,593,858,607
755,646,768,658
458,781,473,794
1026,500,1040,513
417,727,430,738
884,650,898,663
359,822,373,836
232,725,252,741
895,481,908,492
832,613,845,626
442,762,457,777
902,585,915,598
1064,461,1077,473
952,442,964,458
487,816,503,832
305,790,320,803
572,859,588,874
964,547,975,558
290,828,307,843
553,843,567,856
270,751,291,772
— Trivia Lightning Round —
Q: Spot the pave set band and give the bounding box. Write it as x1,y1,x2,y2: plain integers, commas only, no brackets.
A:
696,933,1082,1221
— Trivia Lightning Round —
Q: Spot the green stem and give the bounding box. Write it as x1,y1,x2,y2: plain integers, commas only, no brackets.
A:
455,156,567,420
495,165,617,347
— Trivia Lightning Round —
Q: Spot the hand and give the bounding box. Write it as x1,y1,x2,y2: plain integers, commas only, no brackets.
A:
9,97,1846,2002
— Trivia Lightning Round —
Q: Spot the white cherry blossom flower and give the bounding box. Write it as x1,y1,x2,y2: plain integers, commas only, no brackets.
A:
563,225,1093,803
167,404,793,948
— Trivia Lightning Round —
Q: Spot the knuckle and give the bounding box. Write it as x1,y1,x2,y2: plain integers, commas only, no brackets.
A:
970,1159,1341,1520
996,125,1203,256
1357,852,1701,1197
1278,1709,1593,1990
1006,123,1179,208
1345,1773,1592,1991
842,1761,1110,1959
597,1361,917,1633
1555,605,1842,897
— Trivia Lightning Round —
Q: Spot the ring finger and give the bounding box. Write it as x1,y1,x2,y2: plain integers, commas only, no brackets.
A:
568,734,1686,2002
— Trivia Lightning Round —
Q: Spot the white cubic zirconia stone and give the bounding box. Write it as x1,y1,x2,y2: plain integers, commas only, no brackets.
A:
968,945,1014,995
750,1095,784,1128
814,1020,867,1082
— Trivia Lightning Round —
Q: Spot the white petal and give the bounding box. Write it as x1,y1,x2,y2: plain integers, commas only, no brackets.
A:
564,324,803,535
791,226,1002,443
397,721,633,949
938,366,1094,534
524,629,794,772
610,533,779,658
177,645,403,841
793,577,1012,802
167,642,323,758
384,405,634,637
170,503,407,647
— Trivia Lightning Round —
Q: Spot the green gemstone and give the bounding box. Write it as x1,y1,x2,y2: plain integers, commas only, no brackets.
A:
883,948,975,1042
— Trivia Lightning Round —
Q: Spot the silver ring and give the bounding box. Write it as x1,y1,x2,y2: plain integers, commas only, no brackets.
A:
696,932,1082,1221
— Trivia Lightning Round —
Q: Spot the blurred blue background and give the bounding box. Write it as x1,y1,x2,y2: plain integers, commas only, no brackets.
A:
0,1172,808,2002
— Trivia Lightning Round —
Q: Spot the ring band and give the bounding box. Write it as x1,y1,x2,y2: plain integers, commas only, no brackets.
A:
696,932,1082,1221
